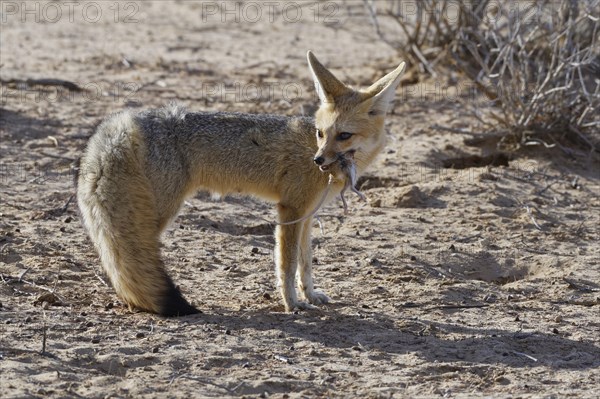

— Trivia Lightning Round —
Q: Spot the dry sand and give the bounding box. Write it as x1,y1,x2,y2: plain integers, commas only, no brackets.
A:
1,1,599,398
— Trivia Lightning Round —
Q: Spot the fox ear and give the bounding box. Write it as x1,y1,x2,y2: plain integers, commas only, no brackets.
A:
307,51,350,104
366,62,406,115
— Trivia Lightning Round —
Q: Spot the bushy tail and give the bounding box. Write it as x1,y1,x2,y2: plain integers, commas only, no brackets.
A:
77,117,198,316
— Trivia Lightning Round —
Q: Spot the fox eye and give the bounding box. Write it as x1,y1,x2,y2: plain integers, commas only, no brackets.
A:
337,132,353,141
316,129,324,139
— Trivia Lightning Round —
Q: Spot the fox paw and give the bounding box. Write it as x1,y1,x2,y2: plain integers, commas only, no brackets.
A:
286,301,317,312
305,290,330,305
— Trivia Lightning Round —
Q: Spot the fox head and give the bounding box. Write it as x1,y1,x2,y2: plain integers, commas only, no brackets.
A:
307,51,405,173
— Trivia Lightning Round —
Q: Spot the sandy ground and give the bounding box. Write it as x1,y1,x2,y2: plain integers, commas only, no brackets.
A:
1,1,599,398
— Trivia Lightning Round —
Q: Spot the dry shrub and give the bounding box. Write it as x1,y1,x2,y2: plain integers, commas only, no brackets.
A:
364,0,599,153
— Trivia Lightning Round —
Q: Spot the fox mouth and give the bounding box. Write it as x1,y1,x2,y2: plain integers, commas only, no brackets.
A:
318,150,356,172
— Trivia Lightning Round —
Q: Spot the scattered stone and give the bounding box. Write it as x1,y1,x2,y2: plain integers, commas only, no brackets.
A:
369,198,382,208
33,293,62,308
369,258,382,267
483,294,497,303
392,186,427,208
495,376,510,385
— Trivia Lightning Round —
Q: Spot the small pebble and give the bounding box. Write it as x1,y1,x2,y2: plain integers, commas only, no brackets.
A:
483,294,497,303
136,332,145,339
369,258,382,267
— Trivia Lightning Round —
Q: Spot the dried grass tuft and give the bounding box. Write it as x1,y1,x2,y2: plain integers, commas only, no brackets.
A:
365,0,599,153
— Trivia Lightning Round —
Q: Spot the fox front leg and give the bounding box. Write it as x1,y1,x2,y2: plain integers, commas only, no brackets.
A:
298,217,330,305
275,204,314,311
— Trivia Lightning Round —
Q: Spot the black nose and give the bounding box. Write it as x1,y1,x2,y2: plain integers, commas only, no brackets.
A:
314,156,325,165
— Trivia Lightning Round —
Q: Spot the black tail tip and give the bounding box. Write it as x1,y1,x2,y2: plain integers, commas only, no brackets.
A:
160,284,201,317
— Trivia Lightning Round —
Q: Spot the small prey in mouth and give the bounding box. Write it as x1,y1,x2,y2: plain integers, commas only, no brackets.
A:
337,151,367,213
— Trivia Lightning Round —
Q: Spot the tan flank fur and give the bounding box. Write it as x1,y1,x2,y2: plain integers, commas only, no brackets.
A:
77,52,406,316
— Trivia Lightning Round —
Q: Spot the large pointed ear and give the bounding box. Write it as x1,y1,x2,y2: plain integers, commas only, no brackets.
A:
307,51,351,104
366,62,406,115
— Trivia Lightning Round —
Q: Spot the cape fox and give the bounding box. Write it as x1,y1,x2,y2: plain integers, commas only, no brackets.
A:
77,52,406,316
